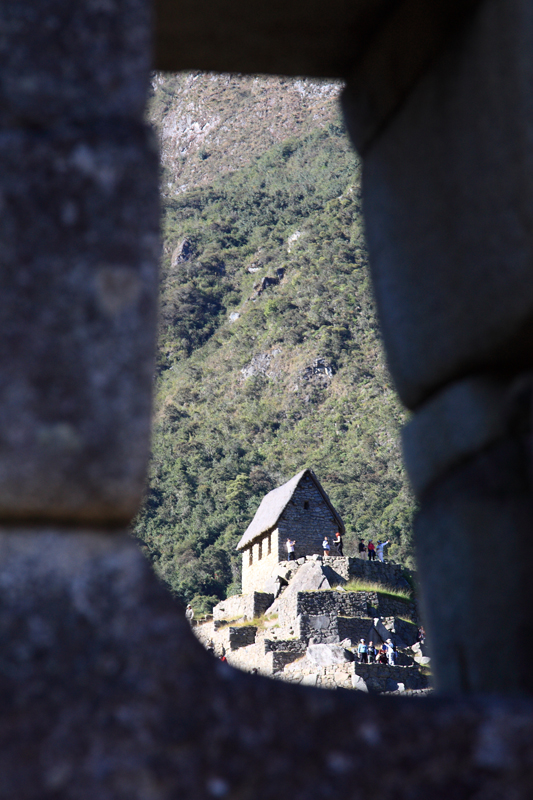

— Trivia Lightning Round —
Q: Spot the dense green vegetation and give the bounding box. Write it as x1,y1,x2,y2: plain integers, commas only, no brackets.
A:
134,75,415,614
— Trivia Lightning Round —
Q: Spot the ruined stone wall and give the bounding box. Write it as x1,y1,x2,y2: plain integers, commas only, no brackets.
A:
227,626,257,650
354,664,430,693
283,660,430,693
241,529,279,594
296,590,373,617
264,639,307,654
223,641,274,675
278,590,416,635
337,616,376,643
213,592,274,622
277,474,340,559
298,613,339,644
348,558,415,589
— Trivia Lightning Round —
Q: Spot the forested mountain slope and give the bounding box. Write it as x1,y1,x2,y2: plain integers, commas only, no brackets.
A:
134,73,415,613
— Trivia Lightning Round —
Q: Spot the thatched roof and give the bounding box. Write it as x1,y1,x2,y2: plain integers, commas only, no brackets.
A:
236,468,344,551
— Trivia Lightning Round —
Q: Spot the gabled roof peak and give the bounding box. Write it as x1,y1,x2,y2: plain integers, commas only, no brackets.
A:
236,468,344,551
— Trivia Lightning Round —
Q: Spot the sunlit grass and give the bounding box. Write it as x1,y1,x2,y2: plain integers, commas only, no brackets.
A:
342,579,413,602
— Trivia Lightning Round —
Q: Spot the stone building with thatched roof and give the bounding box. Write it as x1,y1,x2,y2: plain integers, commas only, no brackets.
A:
236,469,345,594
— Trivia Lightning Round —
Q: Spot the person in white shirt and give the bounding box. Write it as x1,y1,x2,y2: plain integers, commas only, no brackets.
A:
376,540,389,562
286,538,296,561
322,537,330,557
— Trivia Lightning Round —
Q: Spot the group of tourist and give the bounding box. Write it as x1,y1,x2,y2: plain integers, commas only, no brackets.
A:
321,532,344,557
285,534,390,561
357,637,397,666
358,539,389,562
286,532,344,560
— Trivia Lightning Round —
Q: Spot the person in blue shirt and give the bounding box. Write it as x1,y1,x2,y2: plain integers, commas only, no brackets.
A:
357,638,368,664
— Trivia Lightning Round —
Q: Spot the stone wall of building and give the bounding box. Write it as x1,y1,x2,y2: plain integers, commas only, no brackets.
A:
272,651,305,673
228,626,258,650
277,474,340,560
213,592,274,623
282,660,430,693
354,664,430,693
298,590,413,618
207,624,258,653
291,555,415,592
241,529,279,594
278,589,363,628
298,613,339,644
240,531,416,597
278,590,416,636
347,558,415,590
264,639,307,654
337,616,376,644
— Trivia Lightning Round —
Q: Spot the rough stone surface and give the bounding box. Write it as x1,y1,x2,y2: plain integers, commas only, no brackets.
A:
402,375,512,497
352,673,369,692
287,589,416,622
380,617,420,648
269,561,332,619
283,659,433,693
353,0,533,409
213,592,274,623
337,616,378,645
4,531,533,796
416,432,533,694
283,561,332,593
347,556,415,590
0,0,151,125
307,643,354,666
0,124,159,524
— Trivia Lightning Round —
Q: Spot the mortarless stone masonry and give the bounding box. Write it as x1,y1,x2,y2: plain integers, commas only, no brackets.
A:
213,592,274,623
0,125,159,523
206,557,425,689
241,471,343,593
276,473,340,559
279,589,417,630
0,0,152,126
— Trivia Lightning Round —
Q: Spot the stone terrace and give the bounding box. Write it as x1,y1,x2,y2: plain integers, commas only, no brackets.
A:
196,556,430,694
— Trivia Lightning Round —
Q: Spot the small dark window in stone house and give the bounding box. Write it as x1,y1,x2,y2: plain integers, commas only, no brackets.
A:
267,533,272,555
258,539,262,560
249,548,253,567
304,501,309,510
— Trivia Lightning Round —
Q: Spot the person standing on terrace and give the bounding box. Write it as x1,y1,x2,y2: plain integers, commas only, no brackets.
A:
286,538,296,561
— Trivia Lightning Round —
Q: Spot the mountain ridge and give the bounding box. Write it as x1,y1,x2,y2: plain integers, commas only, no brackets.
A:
134,72,415,614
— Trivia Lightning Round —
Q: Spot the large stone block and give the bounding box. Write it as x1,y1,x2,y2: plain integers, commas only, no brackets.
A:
0,0,151,125
0,124,159,524
154,0,393,77
347,0,533,409
1,529,533,795
415,433,533,694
